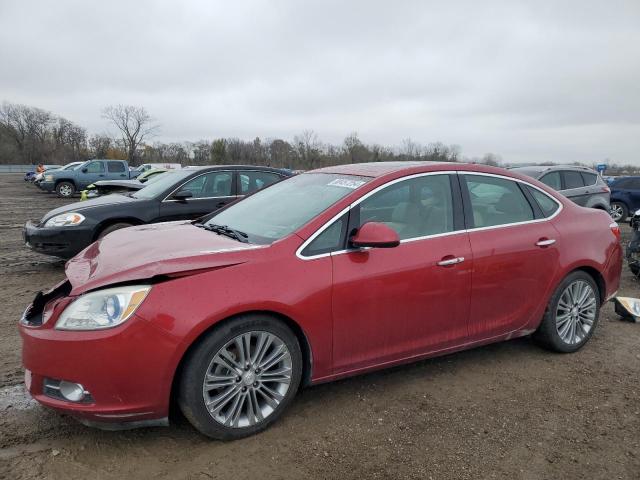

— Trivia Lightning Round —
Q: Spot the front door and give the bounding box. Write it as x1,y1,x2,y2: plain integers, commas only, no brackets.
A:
77,160,105,188
331,173,472,374
158,170,237,222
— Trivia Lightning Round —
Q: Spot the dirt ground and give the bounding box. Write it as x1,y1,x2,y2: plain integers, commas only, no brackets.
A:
0,173,639,479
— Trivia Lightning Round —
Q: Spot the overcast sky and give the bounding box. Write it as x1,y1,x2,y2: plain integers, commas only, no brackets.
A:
1,0,639,164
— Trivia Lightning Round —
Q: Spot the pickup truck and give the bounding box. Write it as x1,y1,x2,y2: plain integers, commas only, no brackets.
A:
39,159,140,198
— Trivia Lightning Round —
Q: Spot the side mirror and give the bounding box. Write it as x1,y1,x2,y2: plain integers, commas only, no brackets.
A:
173,189,193,201
351,222,400,249
81,168,88,173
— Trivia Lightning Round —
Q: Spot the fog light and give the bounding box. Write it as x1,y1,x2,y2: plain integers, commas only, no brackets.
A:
59,381,86,402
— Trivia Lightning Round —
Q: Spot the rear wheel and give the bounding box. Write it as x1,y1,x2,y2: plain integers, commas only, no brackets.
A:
178,315,302,440
97,222,133,239
534,271,600,353
610,202,628,222
55,181,75,198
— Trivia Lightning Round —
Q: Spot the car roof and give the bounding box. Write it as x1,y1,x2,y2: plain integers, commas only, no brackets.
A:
510,165,597,174
181,165,290,174
312,161,455,178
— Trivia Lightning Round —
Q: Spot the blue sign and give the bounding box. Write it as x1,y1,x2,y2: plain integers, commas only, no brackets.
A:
596,163,607,174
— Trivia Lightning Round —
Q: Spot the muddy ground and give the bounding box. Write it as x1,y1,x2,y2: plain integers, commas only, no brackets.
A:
0,173,638,479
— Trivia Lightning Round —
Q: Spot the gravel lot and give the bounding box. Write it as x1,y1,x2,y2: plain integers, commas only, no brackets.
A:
1,173,639,479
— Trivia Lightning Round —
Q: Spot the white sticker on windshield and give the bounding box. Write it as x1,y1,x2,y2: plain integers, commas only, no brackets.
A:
327,178,366,189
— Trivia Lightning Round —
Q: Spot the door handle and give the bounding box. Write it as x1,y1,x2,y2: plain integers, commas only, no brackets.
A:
215,201,227,208
437,256,465,266
536,238,556,247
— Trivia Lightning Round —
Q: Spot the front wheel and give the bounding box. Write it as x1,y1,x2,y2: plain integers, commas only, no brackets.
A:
55,181,76,198
178,315,302,440
534,271,600,353
610,202,628,222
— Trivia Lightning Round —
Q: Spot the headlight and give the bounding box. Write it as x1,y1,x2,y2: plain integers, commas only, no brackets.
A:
44,175,53,181
55,285,151,330
44,213,85,227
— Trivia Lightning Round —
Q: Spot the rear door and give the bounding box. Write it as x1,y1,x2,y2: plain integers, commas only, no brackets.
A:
157,170,237,222
461,173,561,339
106,161,128,180
559,170,588,205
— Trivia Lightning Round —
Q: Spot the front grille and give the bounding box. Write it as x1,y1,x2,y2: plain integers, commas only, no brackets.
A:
21,281,71,327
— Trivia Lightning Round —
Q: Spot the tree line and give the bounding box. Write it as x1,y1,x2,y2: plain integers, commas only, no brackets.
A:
1,100,636,174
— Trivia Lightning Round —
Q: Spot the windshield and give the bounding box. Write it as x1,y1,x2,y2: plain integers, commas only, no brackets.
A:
510,167,543,179
206,173,370,244
62,162,80,170
132,169,194,199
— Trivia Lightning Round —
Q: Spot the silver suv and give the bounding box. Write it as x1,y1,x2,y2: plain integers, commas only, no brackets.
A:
510,165,610,211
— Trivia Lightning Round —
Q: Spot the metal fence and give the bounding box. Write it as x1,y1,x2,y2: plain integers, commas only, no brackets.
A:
0,165,36,173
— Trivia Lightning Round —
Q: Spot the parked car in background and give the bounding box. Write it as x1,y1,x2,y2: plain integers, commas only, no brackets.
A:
509,165,610,211
80,168,168,200
20,162,621,439
38,159,140,197
23,165,291,258
34,162,83,187
607,176,640,222
134,163,181,173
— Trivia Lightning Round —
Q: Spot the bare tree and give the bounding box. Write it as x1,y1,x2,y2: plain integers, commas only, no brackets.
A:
0,102,53,163
294,130,321,169
102,105,158,166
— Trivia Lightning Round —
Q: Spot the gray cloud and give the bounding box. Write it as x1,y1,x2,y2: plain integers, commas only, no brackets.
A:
1,0,639,164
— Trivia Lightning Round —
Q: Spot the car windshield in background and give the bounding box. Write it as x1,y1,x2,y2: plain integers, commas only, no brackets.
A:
510,167,542,178
132,169,194,199
206,173,371,244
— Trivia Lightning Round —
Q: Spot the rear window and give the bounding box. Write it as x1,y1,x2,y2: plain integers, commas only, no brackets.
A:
562,171,585,189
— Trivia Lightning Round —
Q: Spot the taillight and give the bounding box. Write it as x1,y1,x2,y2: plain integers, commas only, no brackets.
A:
610,222,621,241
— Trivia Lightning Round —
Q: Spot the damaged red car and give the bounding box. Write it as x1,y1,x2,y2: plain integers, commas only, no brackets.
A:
20,162,622,439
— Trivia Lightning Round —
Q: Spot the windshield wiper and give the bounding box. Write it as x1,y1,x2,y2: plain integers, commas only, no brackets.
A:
196,223,249,243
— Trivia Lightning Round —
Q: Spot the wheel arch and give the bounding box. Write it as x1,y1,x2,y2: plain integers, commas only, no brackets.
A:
169,309,314,413
54,178,76,188
571,266,606,304
93,217,145,241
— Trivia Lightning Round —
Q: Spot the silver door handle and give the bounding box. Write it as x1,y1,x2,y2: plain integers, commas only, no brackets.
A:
536,239,556,247
437,256,465,266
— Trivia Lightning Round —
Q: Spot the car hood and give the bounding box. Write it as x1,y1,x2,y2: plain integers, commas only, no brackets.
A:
92,180,143,189
42,194,138,223
65,221,264,295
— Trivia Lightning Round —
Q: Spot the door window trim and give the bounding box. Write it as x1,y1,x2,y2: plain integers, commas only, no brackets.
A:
296,170,563,261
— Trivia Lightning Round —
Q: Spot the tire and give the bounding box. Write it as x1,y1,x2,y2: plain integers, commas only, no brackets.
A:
178,314,302,440
55,181,76,198
97,222,133,239
610,202,628,222
534,271,601,353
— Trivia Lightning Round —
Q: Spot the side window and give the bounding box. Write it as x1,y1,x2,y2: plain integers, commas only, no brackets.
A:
179,172,233,199
539,171,561,190
301,215,347,257
527,186,560,217
562,171,585,189
85,161,104,174
629,179,640,190
357,174,454,240
107,161,125,173
239,172,283,195
465,175,534,228
580,172,597,186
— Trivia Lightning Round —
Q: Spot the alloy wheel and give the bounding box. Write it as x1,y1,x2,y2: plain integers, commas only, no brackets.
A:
555,280,597,345
610,204,624,221
202,331,292,428
59,185,73,197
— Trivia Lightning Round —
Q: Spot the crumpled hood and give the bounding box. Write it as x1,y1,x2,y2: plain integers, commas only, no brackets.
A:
66,221,264,295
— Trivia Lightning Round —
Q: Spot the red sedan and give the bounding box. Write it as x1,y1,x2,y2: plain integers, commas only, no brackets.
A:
20,162,622,439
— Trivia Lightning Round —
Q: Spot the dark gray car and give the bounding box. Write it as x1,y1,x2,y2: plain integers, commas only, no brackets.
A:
510,165,610,211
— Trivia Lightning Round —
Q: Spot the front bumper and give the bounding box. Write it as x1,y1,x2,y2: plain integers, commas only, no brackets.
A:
23,220,95,258
39,181,55,192
20,307,179,427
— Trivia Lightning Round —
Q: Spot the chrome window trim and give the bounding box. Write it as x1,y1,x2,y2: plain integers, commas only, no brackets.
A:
295,170,563,261
161,170,234,203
